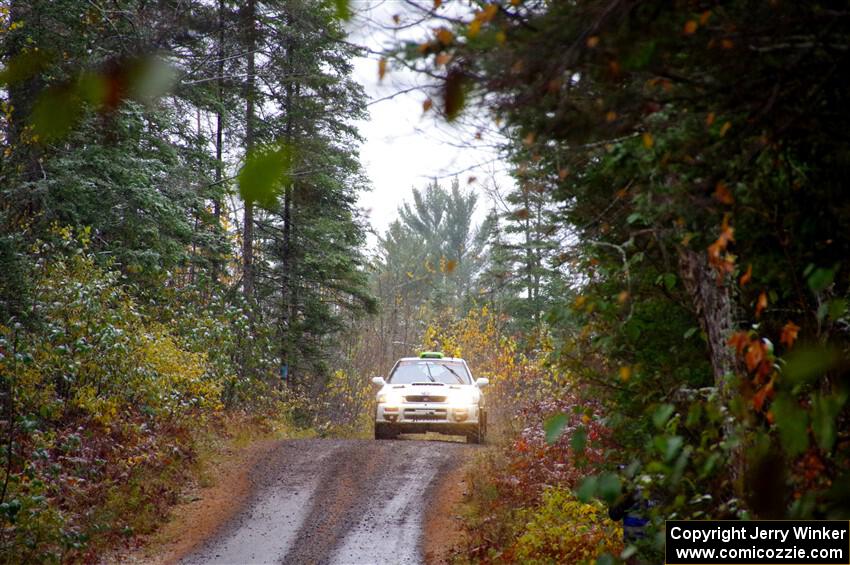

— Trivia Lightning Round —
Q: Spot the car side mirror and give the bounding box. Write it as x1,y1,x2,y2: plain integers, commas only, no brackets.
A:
371,376,386,387
475,377,489,388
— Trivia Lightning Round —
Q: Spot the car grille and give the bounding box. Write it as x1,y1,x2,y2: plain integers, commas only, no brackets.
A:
403,408,448,421
405,395,447,403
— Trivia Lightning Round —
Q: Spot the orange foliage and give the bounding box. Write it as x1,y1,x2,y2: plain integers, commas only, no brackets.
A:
780,321,800,349
755,291,768,318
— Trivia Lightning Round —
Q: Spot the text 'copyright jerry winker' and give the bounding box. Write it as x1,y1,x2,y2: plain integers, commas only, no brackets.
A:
665,520,850,564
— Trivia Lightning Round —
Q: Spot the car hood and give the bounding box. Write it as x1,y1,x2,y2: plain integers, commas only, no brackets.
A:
379,382,480,400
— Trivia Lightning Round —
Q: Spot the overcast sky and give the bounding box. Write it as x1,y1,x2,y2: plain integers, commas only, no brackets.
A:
344,1,514,249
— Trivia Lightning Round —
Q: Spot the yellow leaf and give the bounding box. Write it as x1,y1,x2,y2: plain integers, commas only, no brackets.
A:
378,58,387,81
706,111,716,126
699,10,712,25
642,132,654,149
719,121,732,136
683,20,698,35
436,27,454,46
496,30,506,44
605,110,617,122
586,35,600,48
468,19,482,38
481,4,499,22
435,52,452,66
619,366,632,382
422,98,433,112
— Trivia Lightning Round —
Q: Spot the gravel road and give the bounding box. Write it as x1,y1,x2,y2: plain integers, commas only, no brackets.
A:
180,438,472,565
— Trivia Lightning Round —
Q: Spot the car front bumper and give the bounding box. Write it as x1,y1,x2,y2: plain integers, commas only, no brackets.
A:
375,403,481,426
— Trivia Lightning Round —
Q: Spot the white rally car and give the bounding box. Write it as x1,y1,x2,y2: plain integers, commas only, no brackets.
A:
372,352,489,443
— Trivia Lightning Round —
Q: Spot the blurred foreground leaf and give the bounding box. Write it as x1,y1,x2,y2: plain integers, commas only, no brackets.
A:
238,144,295,209
783,346,842,389
333,0,351,20
444,69,465,121
772,393,809,457
570,425,587,455
543,412,568,444
0,51,51,85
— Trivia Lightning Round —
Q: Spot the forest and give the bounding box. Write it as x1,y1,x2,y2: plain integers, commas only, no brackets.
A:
1,0,849,563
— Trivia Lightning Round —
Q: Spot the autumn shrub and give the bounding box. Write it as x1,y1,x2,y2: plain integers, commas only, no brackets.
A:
459,395,621,565
0,228,295,561
513,486,622,565
315,368,374,435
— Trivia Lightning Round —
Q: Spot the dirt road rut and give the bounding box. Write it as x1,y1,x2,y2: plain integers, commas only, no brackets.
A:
180,438,472,565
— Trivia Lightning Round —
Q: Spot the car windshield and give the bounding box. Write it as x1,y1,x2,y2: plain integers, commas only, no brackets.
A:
388,360,471,384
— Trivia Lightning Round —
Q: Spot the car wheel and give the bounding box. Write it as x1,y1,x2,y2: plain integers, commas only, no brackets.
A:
466,422,482,444
374,423,396,440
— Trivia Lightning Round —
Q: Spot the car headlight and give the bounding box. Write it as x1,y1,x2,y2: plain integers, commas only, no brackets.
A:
451,389,477,406
377,390,403,405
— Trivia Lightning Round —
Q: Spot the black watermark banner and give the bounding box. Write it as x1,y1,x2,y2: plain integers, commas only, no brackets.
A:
666,520,850,564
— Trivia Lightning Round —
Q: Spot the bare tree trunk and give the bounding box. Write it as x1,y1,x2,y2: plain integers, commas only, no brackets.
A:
677,246,742,484
280,39,296,387
241,0,256,303
212,0,225,283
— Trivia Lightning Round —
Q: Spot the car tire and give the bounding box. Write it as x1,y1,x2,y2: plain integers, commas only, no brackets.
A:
466,422,483,444
374,423,396,440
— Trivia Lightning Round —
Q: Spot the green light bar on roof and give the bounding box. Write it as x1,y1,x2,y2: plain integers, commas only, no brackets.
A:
419,351,444,359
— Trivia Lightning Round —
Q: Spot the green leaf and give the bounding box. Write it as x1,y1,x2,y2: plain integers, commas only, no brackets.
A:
624,40,656,70
30,86,83,142
570,426,587,455
828,298,847,320
626,212,642,224
662,273,677,290
624,320,641,341
686,402,702,426
597,472,622,504
0,51,51,86
811,390,848,451
333,0,351,20
783,346,842,388
699,452,721,479
807,267,835,292
771,393,809,457
127,57,176,103
543,412,568,444
238,144,294,209
652,404,674,430
576,475,597,503
683,326,698,339
664,435,684,462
